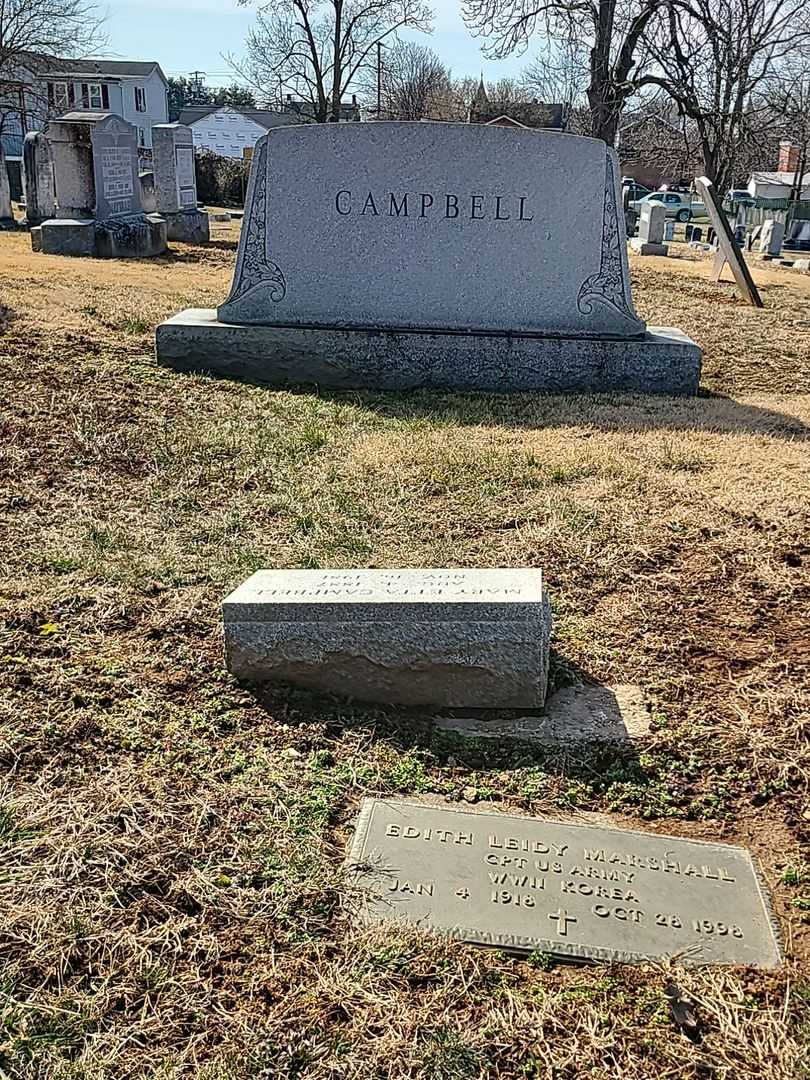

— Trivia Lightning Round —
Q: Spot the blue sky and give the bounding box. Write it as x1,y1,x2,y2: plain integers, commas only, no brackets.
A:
102,0,527,89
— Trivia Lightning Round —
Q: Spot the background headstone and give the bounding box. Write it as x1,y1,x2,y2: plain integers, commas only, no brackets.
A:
696,176,763,308
630,201,668,255
90,115,142,220
0,144,15,227
151,123,209,243
22,131,56,227
758,219,784,258
46,118,95,220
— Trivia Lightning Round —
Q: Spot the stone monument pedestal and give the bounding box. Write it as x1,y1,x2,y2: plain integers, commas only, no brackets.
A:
157,309,702,395
162,208,209,244
39,218,96,256
95,212,167,258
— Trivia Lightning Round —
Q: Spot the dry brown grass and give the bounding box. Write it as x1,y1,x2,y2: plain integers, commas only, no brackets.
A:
0,229,808,1078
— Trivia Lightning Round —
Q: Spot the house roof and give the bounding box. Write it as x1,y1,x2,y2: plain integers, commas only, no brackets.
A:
18,53,167,85
750,171,810,185
178,105,302,129
471,101,564,130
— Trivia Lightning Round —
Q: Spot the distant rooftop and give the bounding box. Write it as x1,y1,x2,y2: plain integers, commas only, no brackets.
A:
178,105,303,130
17,52,166,83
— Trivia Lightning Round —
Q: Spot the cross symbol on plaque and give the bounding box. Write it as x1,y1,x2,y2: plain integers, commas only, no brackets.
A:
548,908,577,936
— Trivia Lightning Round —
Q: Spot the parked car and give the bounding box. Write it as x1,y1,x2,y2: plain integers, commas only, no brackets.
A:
723,189,756,210
630,190,705,222
622,180,652,205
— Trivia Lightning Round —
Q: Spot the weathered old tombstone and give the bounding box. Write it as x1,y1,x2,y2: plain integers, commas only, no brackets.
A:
223,568,551,707
347,798,782,969
630,201,668,256
695,176,763,308
22,131,56,228
758,219,784,258
151,123,209,243
0,144,16,228
39,112,167,258
784,219,810,251
157,122,701,394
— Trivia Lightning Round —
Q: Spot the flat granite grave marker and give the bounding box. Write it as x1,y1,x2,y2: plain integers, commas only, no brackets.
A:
223,568,550,707
347,799,781,968
157,122,701,394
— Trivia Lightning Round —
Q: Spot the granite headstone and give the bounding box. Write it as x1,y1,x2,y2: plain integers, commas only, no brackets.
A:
223,568,551,707
757,219,784,258
151,123,209,243
630,201,667,255
157,122,701,394
90,114,142,220
0,144,15,227
22,131,56,227
347,799,782,969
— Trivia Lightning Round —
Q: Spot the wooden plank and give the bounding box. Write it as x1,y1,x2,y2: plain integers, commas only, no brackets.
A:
695,176,764,307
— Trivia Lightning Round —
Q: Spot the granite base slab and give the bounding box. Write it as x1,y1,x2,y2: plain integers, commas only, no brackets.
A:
156,309,702,395
630,240,669,256
40,218,95,256
163,209,210,244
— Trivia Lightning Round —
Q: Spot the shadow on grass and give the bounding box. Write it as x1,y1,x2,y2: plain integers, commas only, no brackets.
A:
315,387,809,440
244,649,646,790
169,363,809,439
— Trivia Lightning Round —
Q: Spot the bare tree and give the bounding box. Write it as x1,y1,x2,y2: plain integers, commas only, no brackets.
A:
0,0,105,150
764,56,810,200
461,0,662,144
363,38,450,118
234,0,433,122
639,0,810,190
0,0,104,69
521,34,589,127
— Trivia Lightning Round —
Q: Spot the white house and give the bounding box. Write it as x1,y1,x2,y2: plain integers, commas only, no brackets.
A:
747,171,810,200
1,53,168,162
178,105,300,159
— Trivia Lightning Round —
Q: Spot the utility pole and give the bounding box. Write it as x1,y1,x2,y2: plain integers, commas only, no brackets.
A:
189,70,206,101
376,42,383,119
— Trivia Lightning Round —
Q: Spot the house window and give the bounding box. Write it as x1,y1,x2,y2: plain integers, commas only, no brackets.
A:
135,86,147,112
138,127,146,147
80,82,109,110
48,81,71,111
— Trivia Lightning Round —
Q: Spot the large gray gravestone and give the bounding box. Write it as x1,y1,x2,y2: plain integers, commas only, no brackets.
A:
347,799,782,969
223,568,550,707
40,113,166,258
151,123,209,243
91,114,142,220
22,131,56,227
157,122,701,394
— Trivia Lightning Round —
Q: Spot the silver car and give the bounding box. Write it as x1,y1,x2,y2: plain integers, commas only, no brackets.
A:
631,191,705,222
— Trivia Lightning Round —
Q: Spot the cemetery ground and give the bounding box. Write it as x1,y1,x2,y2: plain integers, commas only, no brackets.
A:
0,222,809,1079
